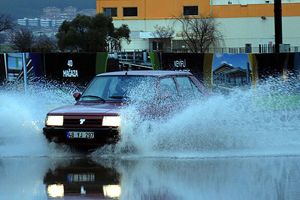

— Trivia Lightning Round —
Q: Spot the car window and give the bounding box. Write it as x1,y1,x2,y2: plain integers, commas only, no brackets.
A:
82,76,112,100
159,77,179,102
110,77,130,98
176,76,203,100
127,76,157,102
81,76,157,102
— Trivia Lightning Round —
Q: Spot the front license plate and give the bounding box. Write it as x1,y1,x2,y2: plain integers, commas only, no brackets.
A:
67,131,94,139
68,173,95,182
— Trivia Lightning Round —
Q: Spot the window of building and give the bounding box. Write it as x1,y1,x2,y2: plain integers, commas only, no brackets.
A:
183,6,198,16
103,8,117,17
152,40,164,51
152,41,158,51
123,7,138,17
245,44,252,53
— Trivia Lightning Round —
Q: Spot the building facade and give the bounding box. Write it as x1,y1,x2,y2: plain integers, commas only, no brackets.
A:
96,0,300,53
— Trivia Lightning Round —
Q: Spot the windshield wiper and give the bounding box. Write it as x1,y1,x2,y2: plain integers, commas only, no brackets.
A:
81,95,105,102
109,95,129,100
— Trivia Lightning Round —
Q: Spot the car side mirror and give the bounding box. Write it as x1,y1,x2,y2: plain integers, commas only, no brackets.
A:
73,93,82,101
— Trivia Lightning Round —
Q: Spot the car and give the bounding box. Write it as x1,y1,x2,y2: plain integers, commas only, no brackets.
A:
44,158,120,198
43,70,207,148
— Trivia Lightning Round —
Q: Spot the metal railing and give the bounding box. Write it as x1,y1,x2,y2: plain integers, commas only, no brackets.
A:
171,46,300,54
1,43,300,54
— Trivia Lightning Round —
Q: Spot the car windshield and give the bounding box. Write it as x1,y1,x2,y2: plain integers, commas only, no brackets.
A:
80,75,158,102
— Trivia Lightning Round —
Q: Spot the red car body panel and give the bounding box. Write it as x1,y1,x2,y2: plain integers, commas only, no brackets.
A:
49,102,121,115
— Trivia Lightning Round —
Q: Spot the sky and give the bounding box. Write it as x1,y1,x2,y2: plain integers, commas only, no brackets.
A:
0,0,96,19
213,53,250,70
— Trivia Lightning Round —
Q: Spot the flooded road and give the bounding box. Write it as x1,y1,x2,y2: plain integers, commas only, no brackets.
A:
1,79,300,199
1,155,300,199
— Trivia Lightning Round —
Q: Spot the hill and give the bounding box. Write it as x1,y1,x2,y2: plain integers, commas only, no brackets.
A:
0,0,96,19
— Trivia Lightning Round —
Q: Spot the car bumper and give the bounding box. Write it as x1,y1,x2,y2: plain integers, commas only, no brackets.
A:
43,126,119,147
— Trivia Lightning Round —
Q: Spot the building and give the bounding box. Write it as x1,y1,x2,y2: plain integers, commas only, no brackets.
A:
43,6,61,17
17,18,28,26
213,63,251,86
63,6,77,21
28,18,40,27
64,6,77,14
51,19,64,27
40,19,52,27
96,0,300,53
80,9,96,16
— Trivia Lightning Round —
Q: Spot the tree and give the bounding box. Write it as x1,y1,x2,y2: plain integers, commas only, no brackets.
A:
0,13,14,32
108,24,131,52
175,14,224,53
10,28,35,52
56,13,131,52
151,25,175,52
34,36,57,52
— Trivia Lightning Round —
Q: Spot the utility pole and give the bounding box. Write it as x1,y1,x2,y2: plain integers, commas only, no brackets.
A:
274,0,283,53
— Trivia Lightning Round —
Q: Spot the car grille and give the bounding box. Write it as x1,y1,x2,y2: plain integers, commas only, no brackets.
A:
64,118,102,127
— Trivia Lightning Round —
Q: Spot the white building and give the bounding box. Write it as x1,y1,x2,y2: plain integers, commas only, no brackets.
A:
17,18,28,26
28,18,40,27
97,0,300,53
40,19,52,27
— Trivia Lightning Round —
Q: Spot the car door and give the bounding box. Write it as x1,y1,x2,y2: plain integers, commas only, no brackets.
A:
175,76,204,101
155,77,181,118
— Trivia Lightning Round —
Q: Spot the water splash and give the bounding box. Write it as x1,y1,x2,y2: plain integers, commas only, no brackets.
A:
1,77,300,158
0,82,78,157
93,76,300,158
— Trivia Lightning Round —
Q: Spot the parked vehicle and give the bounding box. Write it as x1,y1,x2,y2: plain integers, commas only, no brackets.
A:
43,70,207,148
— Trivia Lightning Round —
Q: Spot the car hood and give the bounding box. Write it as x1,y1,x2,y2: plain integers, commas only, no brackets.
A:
48,102,122,116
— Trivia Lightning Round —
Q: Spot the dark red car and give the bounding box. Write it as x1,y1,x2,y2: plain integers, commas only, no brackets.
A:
43,70,207,147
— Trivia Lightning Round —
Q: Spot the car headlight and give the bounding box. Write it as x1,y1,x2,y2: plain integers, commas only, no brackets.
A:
47,184,64,198
103,185,121,198
102,116,121,127
46,115,64,126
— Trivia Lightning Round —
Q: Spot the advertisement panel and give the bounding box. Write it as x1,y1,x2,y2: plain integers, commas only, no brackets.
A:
5,53,29,82
0,52,299,90
161,53,205,81
212,53,252,93
44,53,97,86
0,54,5,83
